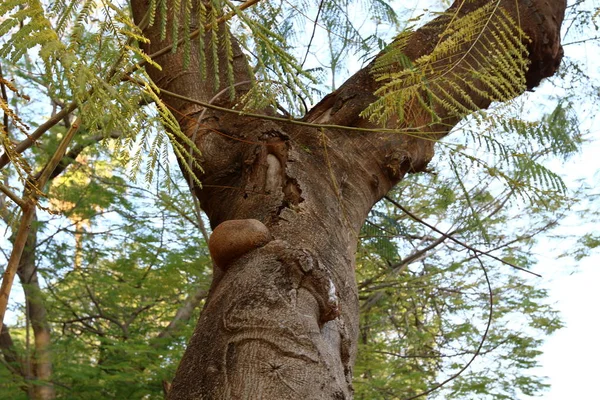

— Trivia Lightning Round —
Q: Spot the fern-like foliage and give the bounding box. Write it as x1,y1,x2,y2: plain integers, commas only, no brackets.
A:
0,0,407,188
362,2,529,126
437,100,581,207
0,0,578,204
0,0,63,62
227,0,318,114
0,0,201,188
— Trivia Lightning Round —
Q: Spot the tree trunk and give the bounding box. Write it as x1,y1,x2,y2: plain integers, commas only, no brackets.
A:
131,0,566,398
17,215,56,400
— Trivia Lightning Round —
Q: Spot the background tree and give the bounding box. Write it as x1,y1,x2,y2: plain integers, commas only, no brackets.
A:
0,0,597,399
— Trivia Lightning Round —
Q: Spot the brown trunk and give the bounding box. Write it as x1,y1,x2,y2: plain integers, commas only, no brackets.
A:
1,213,55,399
17,215,55,400
0,324,25,379
130,0,566,398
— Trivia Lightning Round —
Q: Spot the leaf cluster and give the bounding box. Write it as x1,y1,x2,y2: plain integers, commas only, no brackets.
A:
363,3,529,125
354,169,565,399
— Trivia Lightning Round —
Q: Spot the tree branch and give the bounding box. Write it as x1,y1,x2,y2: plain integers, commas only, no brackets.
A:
0,203,36,332
49,131,122,180
0,102,77,171
0,118,80,331
400,252,493,400
384,196,541,277
0,63,10,134
0,324,25,377
154,287,207,343
0,182,25,209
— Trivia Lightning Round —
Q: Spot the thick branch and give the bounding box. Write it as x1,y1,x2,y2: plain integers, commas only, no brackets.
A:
154,287,207,343
130,1,255,111
305,0,566,178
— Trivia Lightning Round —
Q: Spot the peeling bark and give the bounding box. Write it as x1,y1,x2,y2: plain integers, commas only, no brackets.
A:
131,0,567,398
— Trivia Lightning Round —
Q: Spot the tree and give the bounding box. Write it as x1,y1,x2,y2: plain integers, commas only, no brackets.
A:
0,0,586,399
128,0,567,398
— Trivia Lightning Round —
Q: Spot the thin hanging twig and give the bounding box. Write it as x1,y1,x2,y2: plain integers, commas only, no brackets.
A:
384,196,542,277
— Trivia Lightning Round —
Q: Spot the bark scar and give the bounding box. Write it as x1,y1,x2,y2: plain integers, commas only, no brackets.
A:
265,154,283,193
278,248,340,324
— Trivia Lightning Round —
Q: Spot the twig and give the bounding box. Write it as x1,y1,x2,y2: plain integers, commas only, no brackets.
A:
0,182,25,209
563,36,600,46
383,196,542,277
301,0,325,68
0,63,9,132
401,251,493,400
157,84,445,136
359,233,450,291
0,102,77,171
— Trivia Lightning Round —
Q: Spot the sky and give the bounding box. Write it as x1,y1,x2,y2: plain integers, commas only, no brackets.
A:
526,18,600,398
523,137,600,399
531,253,600,399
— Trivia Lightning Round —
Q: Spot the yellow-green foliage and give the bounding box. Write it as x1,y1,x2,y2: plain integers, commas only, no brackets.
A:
0,1,578,202
0,0,63,62
362,3,529,125
0,0,315,187
0,0,195,187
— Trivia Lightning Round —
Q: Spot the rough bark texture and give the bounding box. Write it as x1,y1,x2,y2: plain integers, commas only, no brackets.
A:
131,1,566,398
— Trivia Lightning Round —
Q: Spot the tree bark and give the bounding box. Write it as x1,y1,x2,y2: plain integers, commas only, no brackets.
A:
17,216,56,400
131,0,566,398
0,215,55,399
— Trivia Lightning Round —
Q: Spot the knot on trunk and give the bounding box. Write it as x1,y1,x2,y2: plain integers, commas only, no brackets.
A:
208,219,272,270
